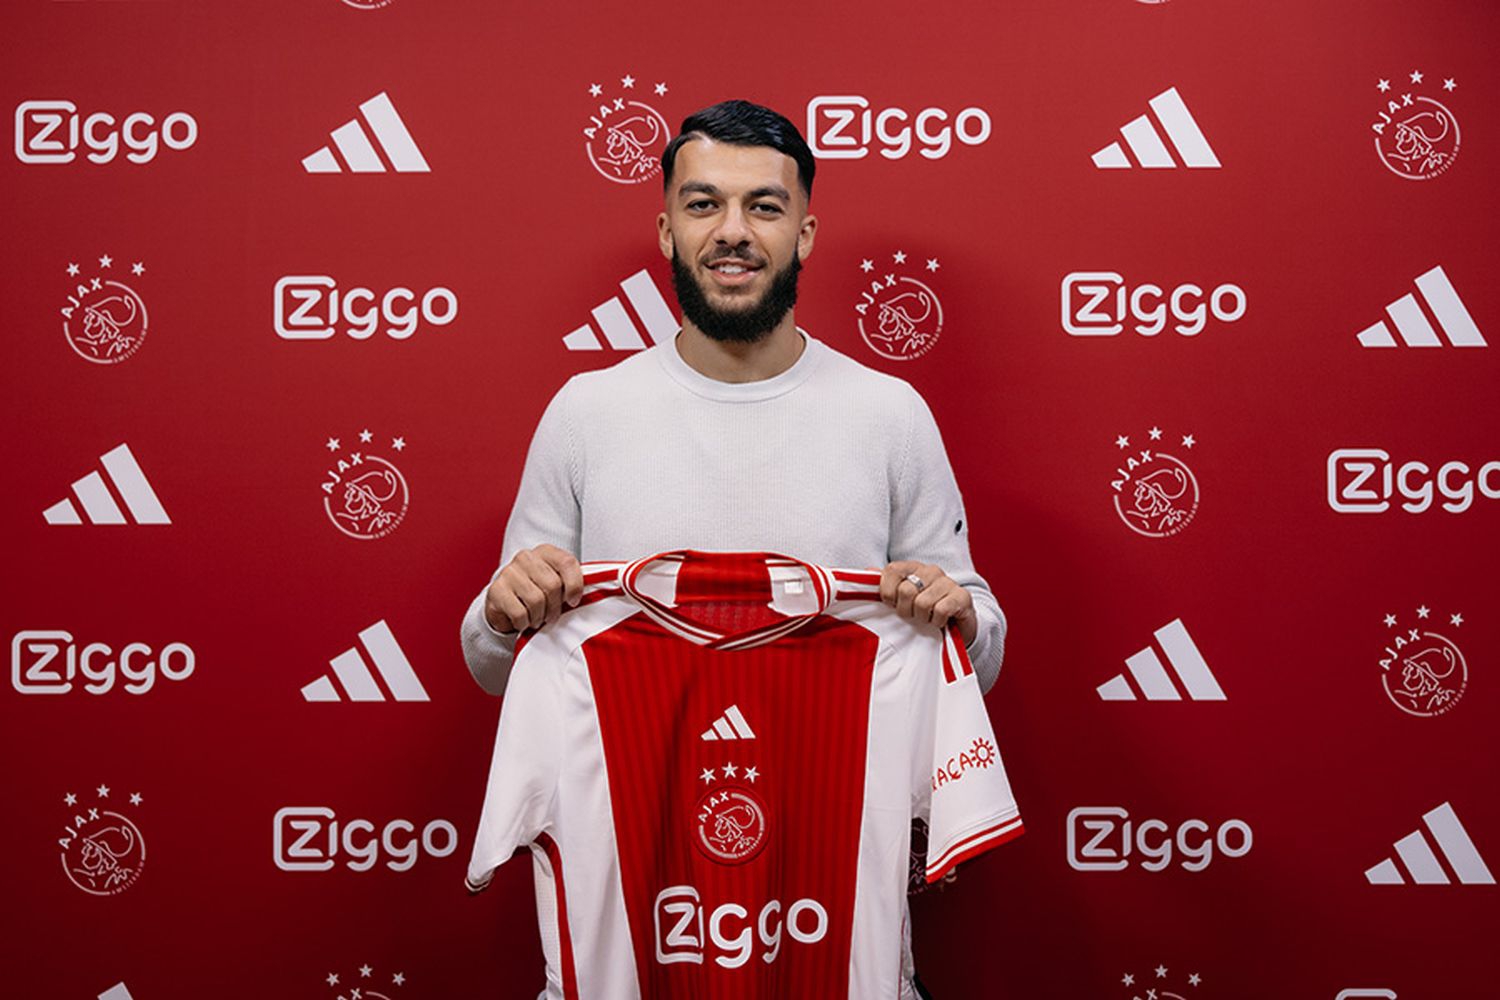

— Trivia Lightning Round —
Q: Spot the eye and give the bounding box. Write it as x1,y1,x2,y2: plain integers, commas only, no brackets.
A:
686,199,716,211
752,203,784,215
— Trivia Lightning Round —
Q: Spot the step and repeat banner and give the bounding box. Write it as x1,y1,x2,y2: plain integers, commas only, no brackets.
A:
2,0,1496,997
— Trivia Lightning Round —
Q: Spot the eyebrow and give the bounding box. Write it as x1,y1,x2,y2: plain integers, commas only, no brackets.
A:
678,181,792,202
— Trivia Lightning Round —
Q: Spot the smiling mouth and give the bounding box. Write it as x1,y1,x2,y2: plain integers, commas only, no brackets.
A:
704,258,764,286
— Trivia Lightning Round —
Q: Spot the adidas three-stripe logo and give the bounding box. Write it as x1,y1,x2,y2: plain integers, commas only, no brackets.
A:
701,704,756,741
303,92,430,174
1097,618,1225,701
302,620,429,702
1365,801,1494,885
1092,87,1220,169
564,268,679,351
1356,265,1486,348
43,443,169,525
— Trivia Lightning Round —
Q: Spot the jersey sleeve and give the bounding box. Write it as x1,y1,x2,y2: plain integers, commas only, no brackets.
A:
465,637,567,892
913,624,1024,883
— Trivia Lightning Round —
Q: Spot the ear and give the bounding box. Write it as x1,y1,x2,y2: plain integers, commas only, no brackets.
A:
657,211,673,260
797,212,818,262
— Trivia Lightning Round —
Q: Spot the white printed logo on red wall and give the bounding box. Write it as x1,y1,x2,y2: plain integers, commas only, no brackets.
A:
1063,273,1246,337
301,620,427,702
273,807,457,872
1354,265,1484,348
1377,607,1468,717
1372,71,1460,180
1110,428,1200,538
807,97,991,160
15,101,197,164
1119,966,1204,999
1067,807,1251,872
854,252,944,360
1327,450,1500,514
99,985,135,1000
275,277,458,341
303,92,429,174
12,631,194,695
562,267,678,351
43,443,169,526
584,75,670,185
61,255,149,363
1097,618,1224,700
59,785,146,895
321,430,408,540
324,966,407,999
1365,801,1493,885
1092,87,1219,168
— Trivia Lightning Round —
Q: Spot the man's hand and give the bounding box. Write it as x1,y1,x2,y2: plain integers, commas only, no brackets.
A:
484,544,584,634
879,561,977,646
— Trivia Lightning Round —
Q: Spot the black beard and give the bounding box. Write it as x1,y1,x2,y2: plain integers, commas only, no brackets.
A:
671,247,801,344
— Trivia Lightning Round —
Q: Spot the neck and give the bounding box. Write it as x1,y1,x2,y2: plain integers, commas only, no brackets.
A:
675,314,805,383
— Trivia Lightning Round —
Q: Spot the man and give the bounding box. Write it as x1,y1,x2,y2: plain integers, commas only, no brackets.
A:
459,99,1008,995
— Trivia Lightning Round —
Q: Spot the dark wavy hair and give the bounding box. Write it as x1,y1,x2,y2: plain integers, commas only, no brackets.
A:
661,99,816,199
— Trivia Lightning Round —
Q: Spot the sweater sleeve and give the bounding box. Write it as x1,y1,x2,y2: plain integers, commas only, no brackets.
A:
889,385,1007,693
460,380,583,696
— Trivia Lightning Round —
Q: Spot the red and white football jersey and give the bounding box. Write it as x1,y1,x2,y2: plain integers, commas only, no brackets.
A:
468,550,1023,999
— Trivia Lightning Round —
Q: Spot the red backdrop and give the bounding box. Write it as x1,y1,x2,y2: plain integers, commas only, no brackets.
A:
3,0,1496,997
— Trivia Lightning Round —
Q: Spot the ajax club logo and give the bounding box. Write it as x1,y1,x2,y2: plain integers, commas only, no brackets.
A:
59,784,146,896
61,255,148,363
1378,606,1468,717
583,74,671,185
694,754,767,865
855,251,944,360
324,965,407,999
1119,966,1204,999
1110,427,1200,537
1372,70,1460,180
322,429,408,540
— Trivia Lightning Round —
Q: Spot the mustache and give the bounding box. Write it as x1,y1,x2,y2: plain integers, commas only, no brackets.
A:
703,248,766,267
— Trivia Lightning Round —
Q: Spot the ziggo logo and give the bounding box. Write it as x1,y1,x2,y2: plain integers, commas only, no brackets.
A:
15,101,198,164
655,885,828,968
11,631,194,695
274,276,459,340
807,96,990,160
273,807,457,872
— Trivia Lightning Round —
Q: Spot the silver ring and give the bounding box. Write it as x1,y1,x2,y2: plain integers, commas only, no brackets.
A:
904,572,925,590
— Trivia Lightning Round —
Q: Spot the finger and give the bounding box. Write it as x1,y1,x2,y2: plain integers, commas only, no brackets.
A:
881,560,920,606
556,554,585,608
505,564,549,630
489,588,531,633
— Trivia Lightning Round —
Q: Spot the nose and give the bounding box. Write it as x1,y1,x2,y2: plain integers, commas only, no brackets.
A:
710,202,752,249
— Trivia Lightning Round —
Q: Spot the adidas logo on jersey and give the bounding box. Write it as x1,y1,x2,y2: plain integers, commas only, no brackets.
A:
700,704,756,741
1096,618,1225,701
301,620,429,702
302,92,430,174
43,443,169,525
1355,265,1485,348
1091,87,1220,169
1365,801,1494,885
563,268,678,351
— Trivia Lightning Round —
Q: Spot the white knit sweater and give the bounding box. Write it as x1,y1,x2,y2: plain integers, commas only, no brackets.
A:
460,330,1006,695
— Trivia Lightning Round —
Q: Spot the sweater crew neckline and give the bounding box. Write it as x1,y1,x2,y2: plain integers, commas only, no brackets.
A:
656,328,824,402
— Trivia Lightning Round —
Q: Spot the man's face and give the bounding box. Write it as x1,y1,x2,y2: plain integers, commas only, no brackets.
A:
658,138,817,342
